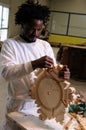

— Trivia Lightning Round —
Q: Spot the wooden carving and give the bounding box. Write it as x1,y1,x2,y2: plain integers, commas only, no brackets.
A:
30,65,74,123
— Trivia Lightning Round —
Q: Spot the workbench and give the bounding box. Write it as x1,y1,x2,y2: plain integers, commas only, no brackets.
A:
57,44,86,80
7,112,62,130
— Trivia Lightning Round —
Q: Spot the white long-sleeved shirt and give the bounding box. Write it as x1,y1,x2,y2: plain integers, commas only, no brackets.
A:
1,35,56,112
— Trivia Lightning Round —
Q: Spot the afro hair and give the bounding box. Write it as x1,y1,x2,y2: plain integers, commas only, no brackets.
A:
15,0,50,25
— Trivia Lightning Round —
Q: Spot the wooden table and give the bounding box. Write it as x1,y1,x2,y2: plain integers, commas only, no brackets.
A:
58,45,86,80
7,112,58,130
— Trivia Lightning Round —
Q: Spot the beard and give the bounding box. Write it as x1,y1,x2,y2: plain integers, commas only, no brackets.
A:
20,34,37,43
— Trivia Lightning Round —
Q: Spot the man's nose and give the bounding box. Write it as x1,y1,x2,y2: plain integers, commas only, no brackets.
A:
33,29,38,36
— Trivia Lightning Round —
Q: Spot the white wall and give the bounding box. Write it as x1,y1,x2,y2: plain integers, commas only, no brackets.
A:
39,0,49,5
8,0,26,38
49,0,86,14
0,0,10,4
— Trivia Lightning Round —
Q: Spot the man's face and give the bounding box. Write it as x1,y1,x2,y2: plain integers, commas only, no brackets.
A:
22,19,43,42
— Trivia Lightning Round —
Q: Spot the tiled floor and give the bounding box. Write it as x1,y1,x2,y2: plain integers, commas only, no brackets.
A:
70,78,86,92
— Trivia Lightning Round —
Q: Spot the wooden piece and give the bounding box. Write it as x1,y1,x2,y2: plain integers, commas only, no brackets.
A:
7,112,55,130
63,113,86,130
30,65,73,123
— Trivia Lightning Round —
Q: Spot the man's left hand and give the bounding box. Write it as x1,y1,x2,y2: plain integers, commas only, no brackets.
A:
59,65,70,80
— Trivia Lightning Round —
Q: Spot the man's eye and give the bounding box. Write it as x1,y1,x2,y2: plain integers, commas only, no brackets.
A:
38,29,41,31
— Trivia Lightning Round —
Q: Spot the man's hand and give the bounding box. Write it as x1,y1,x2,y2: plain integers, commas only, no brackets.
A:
59,65,70,80
31,55,54,70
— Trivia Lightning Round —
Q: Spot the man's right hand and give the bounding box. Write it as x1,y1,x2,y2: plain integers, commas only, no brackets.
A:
31,55,54,70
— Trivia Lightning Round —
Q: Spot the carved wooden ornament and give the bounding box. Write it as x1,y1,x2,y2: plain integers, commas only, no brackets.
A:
30,65,73,123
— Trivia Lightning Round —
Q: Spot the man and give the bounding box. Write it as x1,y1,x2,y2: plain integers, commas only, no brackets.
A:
1,0,70,130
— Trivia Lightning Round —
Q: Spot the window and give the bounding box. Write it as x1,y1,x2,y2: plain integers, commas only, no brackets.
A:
50,11,86,38
0,4,9,41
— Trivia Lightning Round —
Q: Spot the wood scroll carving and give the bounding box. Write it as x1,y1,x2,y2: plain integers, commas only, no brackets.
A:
30,65,74,123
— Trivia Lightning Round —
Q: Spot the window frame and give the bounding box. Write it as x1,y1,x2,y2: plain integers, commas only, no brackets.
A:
50,10,86,38
0,3,9,41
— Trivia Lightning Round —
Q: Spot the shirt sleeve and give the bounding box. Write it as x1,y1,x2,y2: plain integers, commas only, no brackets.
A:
1,40,33,81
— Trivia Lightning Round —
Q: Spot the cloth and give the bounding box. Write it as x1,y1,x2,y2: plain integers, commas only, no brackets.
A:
68,103,86,116
0,35,56,130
